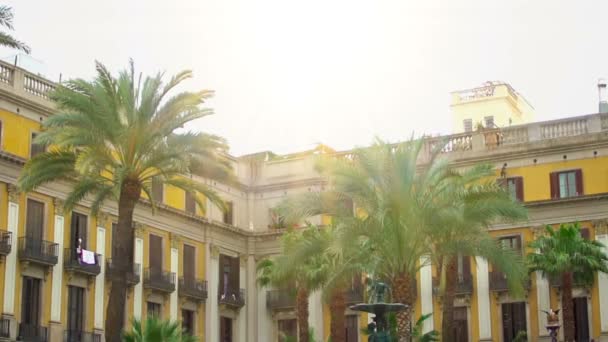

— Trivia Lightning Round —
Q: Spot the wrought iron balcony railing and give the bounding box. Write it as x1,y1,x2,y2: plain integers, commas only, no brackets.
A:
179,277,208,301
0,231,11,255
18,237,58,266
266,290,295,310
489,271,530,292
64,330,102,342
64,248,101,277
106,259,140,286
345,285,364,305
143,268,176,293
219,288,245,308
432,274,474,296
17,323,48,342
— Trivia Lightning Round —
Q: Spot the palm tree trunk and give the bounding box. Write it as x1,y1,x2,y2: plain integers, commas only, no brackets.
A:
393,272,415,342
329,290,346,342
105,180,140,342
561,271,575,342
296,286,310,342
441,256,458,342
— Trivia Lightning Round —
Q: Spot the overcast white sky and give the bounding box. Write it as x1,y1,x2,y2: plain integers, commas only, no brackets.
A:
2,1,607,155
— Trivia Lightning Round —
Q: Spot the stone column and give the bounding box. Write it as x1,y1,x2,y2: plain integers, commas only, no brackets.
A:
594,220,608,341
475,256,492,341
419,255,434,333
206,244,219,342
257,278,272,342
246,255,257,341
94,213,107,336
532,226,551,341
2,185,20,339
133,224,144,320
308,290,324,342
170,235,180,322
236,255,247,342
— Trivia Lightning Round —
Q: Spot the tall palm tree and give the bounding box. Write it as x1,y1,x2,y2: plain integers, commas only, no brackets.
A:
0,6,30,53
18,61,231,341
426,164,528,340
257,228,327,342
278,139,455,340
122,317,197,342
528,223,608,342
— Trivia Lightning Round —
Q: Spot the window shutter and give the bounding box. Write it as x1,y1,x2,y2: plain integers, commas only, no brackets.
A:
462,256,472,281
183,245,195,279
575,169,584,196
515,177,524,202
185,191,196,214
149,235,162,271
515,235,523,255
219,255,226,294
549,172,559,199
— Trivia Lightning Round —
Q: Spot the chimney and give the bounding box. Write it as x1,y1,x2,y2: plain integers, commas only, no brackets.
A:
599,78,608,113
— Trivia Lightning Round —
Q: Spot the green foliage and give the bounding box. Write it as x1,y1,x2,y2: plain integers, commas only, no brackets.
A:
513,330,527,342
528,223,608,283
122,317,197,342
360,313,439,342
0,6,30,53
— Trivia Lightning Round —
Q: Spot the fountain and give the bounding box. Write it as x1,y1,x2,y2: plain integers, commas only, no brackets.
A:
349,281,408,341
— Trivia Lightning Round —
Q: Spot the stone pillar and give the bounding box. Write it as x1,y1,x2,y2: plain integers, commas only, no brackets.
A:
532,226,551,341
419,255,434,333
246,255,257,340
308,290,324,342
170,235,180,322
257,281,272,342
133,224,144,320
237,256,247,342
2,185,19,339
595,220,608,341
475,256,492,341
94,216,106,333
206,244,219,342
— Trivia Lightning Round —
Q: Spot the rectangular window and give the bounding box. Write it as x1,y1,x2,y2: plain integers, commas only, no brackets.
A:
550,170,583,199
26,199,44,241
185,191,196,215
501,302,527,342
278,319,297,342
500,177,524,202
67,286,85,334
223,201,234,225
147,302,161,318
149,235,163,272
484,115,494,128
463,119,473,133
30,132,45,158
457,254,471,283
183,244,195,280
453,307,468,342
345,315,359,342
70,212,88,249
499,235,522,254
219,254,239,297
151,177,163,203
182,309,195,335
21,276,41,327
220,317,233,342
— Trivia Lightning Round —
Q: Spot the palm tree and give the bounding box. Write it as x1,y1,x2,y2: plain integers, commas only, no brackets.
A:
0,6,30,53
257,228,327,342
426,164,528,340
278,139,456,340
122,317,197,342
528,223,608,342
18,61,231,341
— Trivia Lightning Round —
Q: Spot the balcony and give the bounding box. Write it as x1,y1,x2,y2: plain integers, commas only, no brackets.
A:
219,288,245,309
432,274,474,296
64,249,101,277
0,231,11,256
17,323,48,342
179,277,208,301
106,259,140,286
266,290,295,311
0,318,9,338
143,269,176,293
64,330,102,342
345,285,364,305
489,271,530,292
18,237,58,266
548,275,588,289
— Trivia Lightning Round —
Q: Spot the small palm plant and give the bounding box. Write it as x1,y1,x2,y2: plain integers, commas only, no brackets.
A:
122,317,196,342
528,223,608,342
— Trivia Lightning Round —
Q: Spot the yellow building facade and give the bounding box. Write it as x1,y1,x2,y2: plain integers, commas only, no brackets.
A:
0,62,606,342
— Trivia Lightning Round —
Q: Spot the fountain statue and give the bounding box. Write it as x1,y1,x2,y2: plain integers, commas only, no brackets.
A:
349,281,408,342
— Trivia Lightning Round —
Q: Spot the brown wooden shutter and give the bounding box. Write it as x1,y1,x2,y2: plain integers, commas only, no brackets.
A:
183,245,195,280
515,235,523,255
462,256,472,282
149,235,163,271
185,191,196,214
230,256,239,292
580,228,590,240
223,202,233,225
219,255,227,294
575,169,584,196
151,177,163,203
71,213,87,248
515,177,524,202
549,172,559,199
26,199,44,240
